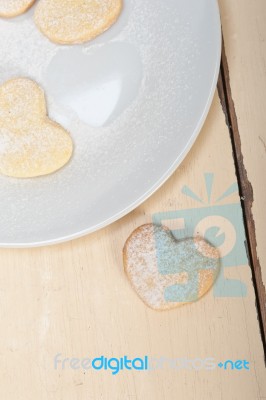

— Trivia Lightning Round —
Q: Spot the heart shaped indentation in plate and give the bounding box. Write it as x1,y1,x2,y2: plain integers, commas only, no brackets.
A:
45,42,142,127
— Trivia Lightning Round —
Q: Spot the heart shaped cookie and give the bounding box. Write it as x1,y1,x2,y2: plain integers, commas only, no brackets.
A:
123,224,220,310
34,0,123,45
0,78,73,178
0,0,36,18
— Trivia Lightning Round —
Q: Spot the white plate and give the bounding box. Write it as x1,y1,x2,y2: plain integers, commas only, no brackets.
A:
0,0,221,247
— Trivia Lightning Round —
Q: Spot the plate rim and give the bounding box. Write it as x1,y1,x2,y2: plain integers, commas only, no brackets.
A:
0,0,222,248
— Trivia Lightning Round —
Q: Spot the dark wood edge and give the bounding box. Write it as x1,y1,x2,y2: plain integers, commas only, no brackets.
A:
217,37,266,359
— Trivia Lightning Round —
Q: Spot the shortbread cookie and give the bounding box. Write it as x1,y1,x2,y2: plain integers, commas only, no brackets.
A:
34,0,123,45
123,224,220,311
0,0,36,18
0,78,73,178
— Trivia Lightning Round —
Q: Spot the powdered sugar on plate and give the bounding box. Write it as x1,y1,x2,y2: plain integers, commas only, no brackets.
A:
0,0,221,245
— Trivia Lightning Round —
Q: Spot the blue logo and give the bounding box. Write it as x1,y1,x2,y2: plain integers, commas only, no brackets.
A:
53,354,250,374
152,173,248,299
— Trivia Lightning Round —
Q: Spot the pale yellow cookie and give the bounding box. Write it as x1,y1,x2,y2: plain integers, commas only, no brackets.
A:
123,224,220,311
34,0,123,45
0,78,73,178
0,0,36,18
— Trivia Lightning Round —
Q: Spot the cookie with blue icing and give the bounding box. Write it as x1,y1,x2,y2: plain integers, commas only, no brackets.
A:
123,224,220,310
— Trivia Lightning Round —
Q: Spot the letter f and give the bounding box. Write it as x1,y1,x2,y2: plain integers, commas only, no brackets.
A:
54,353,62,370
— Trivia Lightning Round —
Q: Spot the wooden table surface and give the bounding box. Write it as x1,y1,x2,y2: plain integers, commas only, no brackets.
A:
0,1,265,399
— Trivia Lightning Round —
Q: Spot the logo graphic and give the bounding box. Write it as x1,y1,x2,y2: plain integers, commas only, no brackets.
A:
54,354,149,375
53,354,250,374
152,173,248,299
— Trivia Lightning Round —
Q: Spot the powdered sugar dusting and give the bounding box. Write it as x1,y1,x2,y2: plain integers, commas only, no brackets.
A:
35,0,123,44
0,78,73,178
0,0,35,17
124,224,220,310
0,0,220,244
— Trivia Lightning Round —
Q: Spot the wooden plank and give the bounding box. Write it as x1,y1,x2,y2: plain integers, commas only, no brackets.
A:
219,0,266,342
0,92,265,399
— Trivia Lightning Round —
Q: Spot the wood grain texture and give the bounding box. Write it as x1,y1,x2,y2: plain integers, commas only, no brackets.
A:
1,2,266,398
219,0,266,339
0,93,265,399
219,40,266,351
